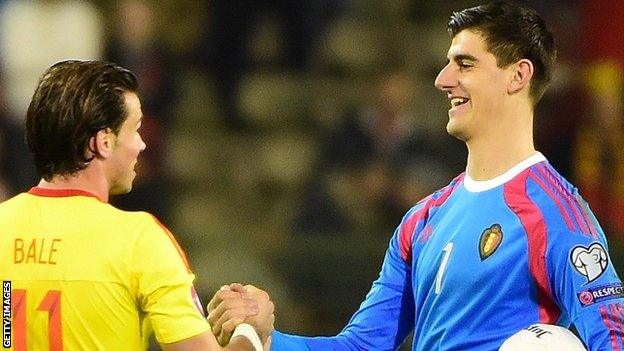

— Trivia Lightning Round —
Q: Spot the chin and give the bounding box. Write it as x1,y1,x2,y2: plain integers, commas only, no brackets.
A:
446,122,469,142
109,184,133,196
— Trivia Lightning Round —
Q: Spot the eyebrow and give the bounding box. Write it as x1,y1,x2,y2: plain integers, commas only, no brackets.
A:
451,54,479,63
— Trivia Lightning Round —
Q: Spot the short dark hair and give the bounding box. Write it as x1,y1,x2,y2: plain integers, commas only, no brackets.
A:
448,1,556,103
26,60,139,181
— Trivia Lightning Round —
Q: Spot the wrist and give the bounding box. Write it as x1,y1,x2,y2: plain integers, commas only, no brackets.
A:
231,323,263,351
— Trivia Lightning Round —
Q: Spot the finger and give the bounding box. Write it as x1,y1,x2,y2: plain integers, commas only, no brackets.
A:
208,298,260,330
263,300,275,315
244,285,270,303
207,287,229,313
210,301,259,336
214,303,258,333
229,283,245,292
208,297,250,331
207,289,245,314
219,315,246,345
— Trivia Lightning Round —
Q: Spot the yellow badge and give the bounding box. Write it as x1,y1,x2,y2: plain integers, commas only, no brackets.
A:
479,223,503,261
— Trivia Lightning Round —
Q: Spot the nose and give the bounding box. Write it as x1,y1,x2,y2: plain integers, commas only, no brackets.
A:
139,135,147,152
434,63,456,92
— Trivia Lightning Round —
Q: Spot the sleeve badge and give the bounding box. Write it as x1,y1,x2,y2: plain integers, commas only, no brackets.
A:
570,242,608,284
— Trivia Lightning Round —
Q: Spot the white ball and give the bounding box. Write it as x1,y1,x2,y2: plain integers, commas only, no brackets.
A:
499,324,587,351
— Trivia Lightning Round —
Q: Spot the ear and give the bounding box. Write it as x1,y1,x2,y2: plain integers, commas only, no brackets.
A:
88,128,116,159
508,59,534,95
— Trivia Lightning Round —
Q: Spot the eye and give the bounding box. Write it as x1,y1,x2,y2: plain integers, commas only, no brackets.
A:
458,61,473,70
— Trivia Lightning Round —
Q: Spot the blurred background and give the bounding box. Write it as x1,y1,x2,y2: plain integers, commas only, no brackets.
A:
0,0,622,349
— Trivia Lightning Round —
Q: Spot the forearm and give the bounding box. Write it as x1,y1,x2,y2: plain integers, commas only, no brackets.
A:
225,323,265,351
574,304,624,351
270,330,351,351
271,280,414,351
224,336,257,351
270,232,415,351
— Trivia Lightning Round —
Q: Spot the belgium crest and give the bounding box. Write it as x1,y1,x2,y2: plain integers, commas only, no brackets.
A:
479,223,503,261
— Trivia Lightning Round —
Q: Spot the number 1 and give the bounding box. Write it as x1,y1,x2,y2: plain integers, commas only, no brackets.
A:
435,242,453,294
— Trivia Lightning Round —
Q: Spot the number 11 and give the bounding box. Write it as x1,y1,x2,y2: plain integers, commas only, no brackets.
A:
12,289,63,351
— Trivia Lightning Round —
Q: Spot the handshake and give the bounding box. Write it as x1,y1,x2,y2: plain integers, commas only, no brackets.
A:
207,283,275,351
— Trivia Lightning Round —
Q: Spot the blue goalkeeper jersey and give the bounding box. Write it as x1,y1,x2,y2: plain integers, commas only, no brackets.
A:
271,153,624,351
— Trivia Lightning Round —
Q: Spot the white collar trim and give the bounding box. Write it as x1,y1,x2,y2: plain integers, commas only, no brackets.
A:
463,152,546,192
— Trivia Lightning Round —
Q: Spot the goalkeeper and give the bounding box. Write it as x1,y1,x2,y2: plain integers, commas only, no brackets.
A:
208,2,624,350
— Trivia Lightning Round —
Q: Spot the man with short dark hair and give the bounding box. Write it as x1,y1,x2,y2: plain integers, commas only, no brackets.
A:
209,2,624,350
0,60,273,351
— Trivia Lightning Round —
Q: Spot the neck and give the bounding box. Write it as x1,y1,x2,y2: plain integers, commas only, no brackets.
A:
36,168,110,202
465,104,536,180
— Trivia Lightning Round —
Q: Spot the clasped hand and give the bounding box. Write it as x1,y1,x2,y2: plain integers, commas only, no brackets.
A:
207,283,275,350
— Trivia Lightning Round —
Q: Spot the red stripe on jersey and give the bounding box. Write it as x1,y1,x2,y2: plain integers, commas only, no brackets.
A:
567,196,594,237
601,304,621,351
577,197,599,239
398,174,464,264
399,209,423,263
618,303,624,348
618,303,624,316
504,170,560,323
535,165,592,236
151,215,193,273
610,303,624,347
528,172,577,232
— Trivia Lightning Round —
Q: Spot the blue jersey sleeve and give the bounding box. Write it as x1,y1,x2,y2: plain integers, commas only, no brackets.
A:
271,211,419,351
547,197,624,350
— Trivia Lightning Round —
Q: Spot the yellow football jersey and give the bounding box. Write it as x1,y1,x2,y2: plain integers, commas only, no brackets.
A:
0,188,210,350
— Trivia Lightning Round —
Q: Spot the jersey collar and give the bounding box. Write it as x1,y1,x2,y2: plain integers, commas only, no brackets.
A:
27,187,106,202
463,152,547,193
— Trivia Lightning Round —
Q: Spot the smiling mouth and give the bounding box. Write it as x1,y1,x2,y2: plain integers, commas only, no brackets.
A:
450,97,469,108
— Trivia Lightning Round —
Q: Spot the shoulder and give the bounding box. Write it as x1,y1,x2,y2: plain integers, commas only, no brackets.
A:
0,193,40,219
112,209,180,247
98,204,159,227
127,212,193,272
82,204,178,249
403,172,465,220
0,192,27,209
395,173,464,245
507,162,596,238
523,161,578,201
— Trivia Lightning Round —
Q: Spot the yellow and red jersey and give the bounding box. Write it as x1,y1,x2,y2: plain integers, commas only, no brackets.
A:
0,187,210,350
